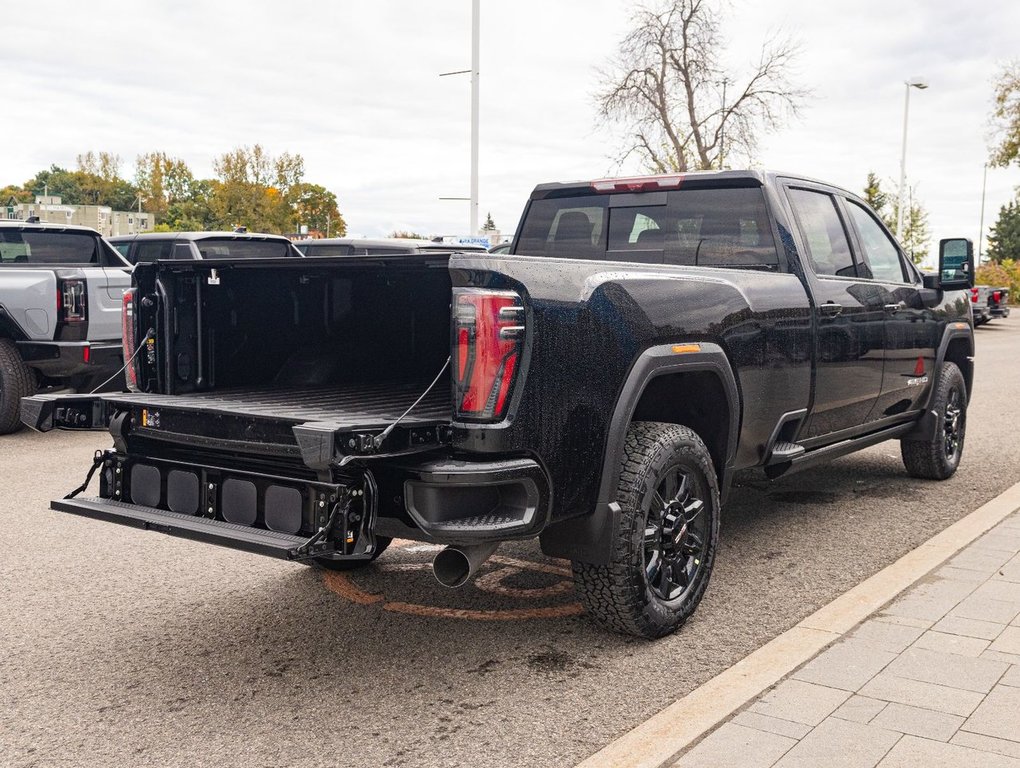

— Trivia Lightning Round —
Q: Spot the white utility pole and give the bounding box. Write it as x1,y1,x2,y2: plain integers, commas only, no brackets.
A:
440,0,481,235
469,0,480,235
897,77,929,239
978,163,988,263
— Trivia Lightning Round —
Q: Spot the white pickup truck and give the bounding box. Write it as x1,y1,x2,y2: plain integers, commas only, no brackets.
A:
0,221,131,433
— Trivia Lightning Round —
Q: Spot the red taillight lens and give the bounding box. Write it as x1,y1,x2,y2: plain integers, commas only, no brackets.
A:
993,291,1002,302
971,287,979,303
453,289,524,421
122,288,139,390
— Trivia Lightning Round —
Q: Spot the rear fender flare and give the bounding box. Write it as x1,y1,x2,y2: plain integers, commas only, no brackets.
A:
539,343,740,565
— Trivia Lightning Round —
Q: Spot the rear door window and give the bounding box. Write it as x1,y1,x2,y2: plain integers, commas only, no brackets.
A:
133,240,174,263
517,187,779,270
787,189,857,278
195,238,293,259
0,231,99,265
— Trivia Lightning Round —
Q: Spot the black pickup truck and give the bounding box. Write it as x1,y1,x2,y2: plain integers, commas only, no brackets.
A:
23,171,976,638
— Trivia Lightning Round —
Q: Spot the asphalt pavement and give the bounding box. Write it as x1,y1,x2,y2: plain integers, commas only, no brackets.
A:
2,318,1019,768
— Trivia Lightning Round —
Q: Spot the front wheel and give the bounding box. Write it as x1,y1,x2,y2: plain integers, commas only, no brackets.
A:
901,361,967,480
572,422,720,639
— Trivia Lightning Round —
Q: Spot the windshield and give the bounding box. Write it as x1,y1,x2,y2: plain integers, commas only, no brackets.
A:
195,238,294,259
0,230,99,265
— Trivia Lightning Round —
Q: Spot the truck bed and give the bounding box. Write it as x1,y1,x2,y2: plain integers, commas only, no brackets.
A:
101,382,450,429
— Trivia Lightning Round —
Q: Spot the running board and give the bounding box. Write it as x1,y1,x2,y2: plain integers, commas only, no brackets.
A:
764,422,914,479
51,496,309,560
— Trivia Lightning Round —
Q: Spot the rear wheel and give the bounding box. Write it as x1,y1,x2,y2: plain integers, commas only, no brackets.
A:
901,362,967,480
0,339,35,435
314,536,392,571
572,422,720,639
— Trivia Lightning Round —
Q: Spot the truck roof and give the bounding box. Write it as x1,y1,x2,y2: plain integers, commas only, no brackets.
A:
531,169,854,199
0,220,103,235
107,231,292,243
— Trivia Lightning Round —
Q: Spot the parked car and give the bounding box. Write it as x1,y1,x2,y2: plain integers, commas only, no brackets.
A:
970,285,1010,326
0,221,131,433
24,171,975,638
294,237,488,257
109,231,302,264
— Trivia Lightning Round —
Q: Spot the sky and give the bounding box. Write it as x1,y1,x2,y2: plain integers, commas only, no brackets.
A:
2,0,1018,263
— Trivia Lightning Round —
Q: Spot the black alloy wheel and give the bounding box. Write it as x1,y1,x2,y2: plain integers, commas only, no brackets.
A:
644,466,708,604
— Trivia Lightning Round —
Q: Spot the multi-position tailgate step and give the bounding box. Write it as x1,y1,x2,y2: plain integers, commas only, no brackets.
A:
51,496,308,559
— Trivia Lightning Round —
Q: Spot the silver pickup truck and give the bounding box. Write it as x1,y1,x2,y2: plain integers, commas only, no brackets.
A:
0,221,131,433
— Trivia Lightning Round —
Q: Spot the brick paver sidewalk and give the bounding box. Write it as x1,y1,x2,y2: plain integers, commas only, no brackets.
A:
673,510,1020,767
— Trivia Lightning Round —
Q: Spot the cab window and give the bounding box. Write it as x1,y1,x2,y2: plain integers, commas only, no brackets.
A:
846,201,907,283
787,189,856,278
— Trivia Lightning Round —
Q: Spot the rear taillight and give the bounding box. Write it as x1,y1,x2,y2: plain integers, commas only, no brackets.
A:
58,278,87,323
993,290,1002,303
971,287,979,303
122,288,139,391
453,289,525,421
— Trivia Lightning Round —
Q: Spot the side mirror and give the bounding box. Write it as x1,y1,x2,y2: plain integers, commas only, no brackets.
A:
936,238,975,291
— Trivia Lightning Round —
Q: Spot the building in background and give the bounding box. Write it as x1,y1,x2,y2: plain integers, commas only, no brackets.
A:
2,195,153,236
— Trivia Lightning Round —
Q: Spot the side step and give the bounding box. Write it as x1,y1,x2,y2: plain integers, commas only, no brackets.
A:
764,422,914,479
51,496,308,560
767,441,806,464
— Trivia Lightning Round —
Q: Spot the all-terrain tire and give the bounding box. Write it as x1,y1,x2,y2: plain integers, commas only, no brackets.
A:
314,536,392,571
0,338,35,435
900,361,967,480
572,422,720,639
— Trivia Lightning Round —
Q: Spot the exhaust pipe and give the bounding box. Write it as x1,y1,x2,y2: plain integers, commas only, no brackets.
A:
432,542,499,588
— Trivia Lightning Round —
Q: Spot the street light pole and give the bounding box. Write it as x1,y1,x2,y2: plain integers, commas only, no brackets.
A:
469,0,480,235
897,77,929,240
978,163,988,263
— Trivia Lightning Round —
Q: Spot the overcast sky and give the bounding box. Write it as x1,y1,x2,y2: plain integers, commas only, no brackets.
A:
3,0,1018,261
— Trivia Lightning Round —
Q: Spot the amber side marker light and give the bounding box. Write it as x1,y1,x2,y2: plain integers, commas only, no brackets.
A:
952,322,968,330
672,343,702,354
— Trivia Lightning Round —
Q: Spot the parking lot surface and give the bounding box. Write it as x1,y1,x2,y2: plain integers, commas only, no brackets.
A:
3,318,1019,768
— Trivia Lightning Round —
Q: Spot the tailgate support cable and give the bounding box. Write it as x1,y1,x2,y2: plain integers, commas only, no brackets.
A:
372,356,451,449
65,450,105,499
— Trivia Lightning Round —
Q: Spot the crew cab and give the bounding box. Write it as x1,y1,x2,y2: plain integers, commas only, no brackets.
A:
109,231,302,264
22,171,975,638
0,221,131,434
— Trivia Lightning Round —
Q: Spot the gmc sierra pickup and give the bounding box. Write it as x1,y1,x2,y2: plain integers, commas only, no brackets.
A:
23,171,976,638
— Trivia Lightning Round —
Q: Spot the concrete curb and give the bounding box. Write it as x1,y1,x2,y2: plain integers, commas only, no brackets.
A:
575,479,1020,768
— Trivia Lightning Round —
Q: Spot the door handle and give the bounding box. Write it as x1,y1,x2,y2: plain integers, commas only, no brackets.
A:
820,302,843,317
884,302,906,311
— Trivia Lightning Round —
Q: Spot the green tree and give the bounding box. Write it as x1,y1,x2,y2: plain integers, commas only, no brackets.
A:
164,178,219,231
292,183,345,237
1,184,32,204
990,61,1020,167
482,212,496,232
74,152,137,209
862,174,929,264
862,172,888,217
986,198,1020,262
210,145,307,233
135,152,196,221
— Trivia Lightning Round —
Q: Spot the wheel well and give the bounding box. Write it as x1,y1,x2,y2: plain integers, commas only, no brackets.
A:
943,338,973,400
631,370,731,481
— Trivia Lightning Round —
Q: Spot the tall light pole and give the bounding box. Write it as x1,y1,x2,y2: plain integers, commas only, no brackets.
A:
439,0,480,235
978,163,988,263
897,77,929,239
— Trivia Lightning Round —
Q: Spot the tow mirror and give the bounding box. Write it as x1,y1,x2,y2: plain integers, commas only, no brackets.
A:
935,238,974,291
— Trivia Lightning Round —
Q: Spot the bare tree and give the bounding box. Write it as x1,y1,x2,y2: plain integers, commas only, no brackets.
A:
596,0,807,173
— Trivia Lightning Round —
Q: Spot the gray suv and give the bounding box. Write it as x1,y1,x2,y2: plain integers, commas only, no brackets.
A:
109,231,302,264
0,222,131,433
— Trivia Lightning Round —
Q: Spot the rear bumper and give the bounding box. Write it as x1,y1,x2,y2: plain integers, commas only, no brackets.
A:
17,340,123,379
400,456,552,544
990,306,1010,318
